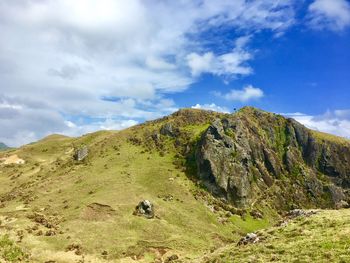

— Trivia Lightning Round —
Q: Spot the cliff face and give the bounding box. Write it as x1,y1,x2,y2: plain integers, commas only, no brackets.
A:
195,107,350,209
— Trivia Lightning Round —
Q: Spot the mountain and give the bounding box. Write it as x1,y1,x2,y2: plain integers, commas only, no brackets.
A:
0,107,349,262
0,142,9,150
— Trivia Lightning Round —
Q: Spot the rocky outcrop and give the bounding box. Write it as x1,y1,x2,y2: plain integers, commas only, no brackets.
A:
195,107,350,210
160,123,178,137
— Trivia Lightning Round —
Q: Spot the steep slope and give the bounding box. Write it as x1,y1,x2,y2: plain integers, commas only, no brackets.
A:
195,107,350,211
198,209,350,263
0,107,349,262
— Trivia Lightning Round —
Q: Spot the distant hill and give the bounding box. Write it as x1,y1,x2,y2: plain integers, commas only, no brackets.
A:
0,107,349,262
0,142,9,150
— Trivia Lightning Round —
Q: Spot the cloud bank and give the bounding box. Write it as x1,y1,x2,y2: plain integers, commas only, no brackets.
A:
0,0,299,146
1,0,348,146
284,110,350,139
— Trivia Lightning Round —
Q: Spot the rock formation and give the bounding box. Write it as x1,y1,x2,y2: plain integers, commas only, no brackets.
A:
195,107,350,209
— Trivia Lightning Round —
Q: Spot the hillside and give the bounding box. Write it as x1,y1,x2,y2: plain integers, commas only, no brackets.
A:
0,107,349,262
199,209,350,262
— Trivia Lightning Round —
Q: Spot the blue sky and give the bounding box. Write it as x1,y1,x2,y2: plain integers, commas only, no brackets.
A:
174,26,350,113
0,0,349,146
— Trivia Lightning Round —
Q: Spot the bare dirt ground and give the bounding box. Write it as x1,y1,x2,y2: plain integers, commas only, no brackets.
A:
0,154,25,165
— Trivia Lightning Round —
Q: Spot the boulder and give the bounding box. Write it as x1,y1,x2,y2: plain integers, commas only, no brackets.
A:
133,200,154,219
74,146,88,161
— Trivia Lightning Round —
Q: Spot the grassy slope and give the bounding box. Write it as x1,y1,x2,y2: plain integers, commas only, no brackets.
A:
311,130,350,146
200,209,350,263
1,108,349,262
0,116,274,262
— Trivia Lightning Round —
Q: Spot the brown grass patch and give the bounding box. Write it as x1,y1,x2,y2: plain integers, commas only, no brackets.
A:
81,203,116,221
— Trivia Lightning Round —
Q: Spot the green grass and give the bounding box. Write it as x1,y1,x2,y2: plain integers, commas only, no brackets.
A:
1,108,349,262
200,209,350,263
0,124,240,262
230,214,271,234
311,130,350,146
0,235,27,262
230,215,271,234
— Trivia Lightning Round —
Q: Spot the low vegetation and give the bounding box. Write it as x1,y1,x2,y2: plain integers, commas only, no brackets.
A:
200,209,350,263
0,107,349,262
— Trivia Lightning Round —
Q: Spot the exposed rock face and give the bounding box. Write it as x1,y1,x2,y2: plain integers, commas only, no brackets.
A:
196,107,350,209
73,146,88,161
133,200,154,219
160,123,177,137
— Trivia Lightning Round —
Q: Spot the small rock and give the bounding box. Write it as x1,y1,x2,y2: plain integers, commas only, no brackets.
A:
165,254,179,262
250,210,263,219
335,200,349,209
66,243,83,255
101,250,108,258
287,209,317,219
45,230,56,236
158,194,173,201
237,233,259,246
36,230,43,236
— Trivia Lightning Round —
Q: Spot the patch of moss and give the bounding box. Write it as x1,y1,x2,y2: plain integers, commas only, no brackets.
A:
224,128,235,138
0,235,27,262
230,214,271,234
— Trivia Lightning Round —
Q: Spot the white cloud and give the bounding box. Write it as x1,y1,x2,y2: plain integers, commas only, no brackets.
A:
284,110,350,138
0,0,298,146
215,85,264,102
187,52,215,77
186,36,253,77
308,0,350,30
0,95,161,147
191,103,230,113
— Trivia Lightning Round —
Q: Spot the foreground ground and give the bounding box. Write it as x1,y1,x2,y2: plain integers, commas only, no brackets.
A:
0,128,274,262
200,209,350,263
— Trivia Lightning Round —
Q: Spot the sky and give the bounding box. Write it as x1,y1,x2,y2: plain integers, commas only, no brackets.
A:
0,0,349,147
